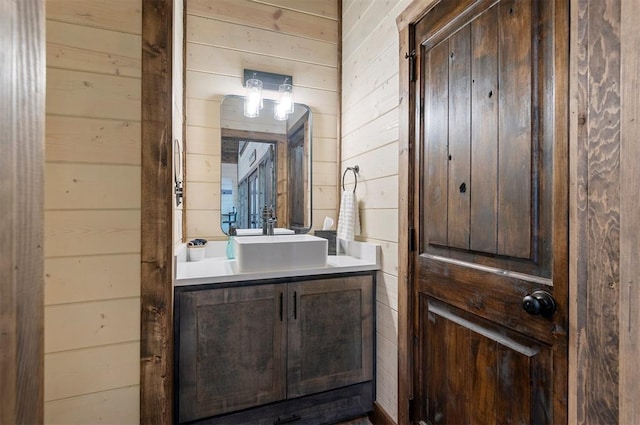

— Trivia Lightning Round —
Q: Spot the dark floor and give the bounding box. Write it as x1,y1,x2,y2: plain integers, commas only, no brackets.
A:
336,417,372,425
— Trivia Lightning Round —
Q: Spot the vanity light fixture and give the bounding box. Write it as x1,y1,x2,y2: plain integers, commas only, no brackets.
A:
243,69,294,119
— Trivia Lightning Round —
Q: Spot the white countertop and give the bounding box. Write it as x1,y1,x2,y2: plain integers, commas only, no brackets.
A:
175,239,380,286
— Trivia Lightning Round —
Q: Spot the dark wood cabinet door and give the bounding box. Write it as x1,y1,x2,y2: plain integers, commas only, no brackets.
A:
287,276,373,398
177,284,287,423
411,0,568,423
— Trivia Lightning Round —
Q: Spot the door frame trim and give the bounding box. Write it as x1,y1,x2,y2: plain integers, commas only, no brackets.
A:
396,2,435,423
140,0,174,423
0,0,45,422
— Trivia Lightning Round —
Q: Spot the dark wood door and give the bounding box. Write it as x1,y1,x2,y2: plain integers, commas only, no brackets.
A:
287,276,373,398
411,0,568,423
176,284,287,423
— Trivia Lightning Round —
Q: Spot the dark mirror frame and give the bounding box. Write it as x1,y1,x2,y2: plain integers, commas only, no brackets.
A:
220,95,313,235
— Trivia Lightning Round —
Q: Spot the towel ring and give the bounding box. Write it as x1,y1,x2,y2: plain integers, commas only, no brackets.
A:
342,165,359,193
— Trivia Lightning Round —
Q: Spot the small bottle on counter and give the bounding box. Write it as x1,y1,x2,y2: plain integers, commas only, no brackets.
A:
226,225,236,259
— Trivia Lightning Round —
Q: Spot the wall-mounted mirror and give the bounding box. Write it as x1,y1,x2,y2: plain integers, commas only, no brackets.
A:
220,95,312,235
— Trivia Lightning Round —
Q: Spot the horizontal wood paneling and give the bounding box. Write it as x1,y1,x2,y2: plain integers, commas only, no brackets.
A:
186,153,221,183
46,116,140,165
341,0,413,420
342,1,404,67
313,162,338,186
44,385,140,425
312,112,339,139
189,0,338,43
45,254,141,305
45,163,141,210
187,15,336,66
377,302,399,343
45,0,141,34
358,208,398,243
186,98,220,129
187,43,337,90
44,210,140,257
186,182,220,210
186,125,220,155
343,44,397,112
186,211,223,240
260,0,338,20
44,342,140,401
44,1,142,423
45,298,140,353
342,74,399,136
376,355,399,423
377,327,399,373
346,143,399,181
341,109,398,158
313,186,338,210
312,137,339,162
46,20,141,77
342,1,397,62
46,68,141,121
377,272,399,311
356,176,399,210
342,0,372,40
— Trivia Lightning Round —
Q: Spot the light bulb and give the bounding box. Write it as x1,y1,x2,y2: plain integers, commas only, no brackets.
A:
244,77,263,118
275,81,294,120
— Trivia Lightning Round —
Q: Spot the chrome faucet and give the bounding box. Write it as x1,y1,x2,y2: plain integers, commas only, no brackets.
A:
262,205,276,235
267,216,277,236
261,205,270,235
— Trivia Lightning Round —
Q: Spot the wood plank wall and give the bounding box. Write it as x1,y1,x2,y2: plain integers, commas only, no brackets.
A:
570,0,640,422
184,0,339,241
341,1,413,421
44,1,142,423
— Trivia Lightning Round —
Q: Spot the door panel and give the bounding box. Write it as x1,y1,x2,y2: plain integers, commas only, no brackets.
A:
497,0,533,259
424,39,449,247
287,276,373,398
412,0,568,422
177,285,287,422
421,297,553,424
469,5,499,254
447,25,472,250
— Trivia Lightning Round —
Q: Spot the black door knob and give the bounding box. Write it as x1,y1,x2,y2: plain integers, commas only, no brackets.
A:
522,290,557,317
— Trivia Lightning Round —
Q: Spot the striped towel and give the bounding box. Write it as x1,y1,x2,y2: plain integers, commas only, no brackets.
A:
337,190,360,241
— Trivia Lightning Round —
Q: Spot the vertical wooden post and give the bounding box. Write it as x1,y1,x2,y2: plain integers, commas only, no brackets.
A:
569,0,639,423
141,0,174,423
619,0,640,422
0,0,45,423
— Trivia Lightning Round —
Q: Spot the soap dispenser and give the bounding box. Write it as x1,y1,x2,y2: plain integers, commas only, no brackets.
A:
226,225,236,259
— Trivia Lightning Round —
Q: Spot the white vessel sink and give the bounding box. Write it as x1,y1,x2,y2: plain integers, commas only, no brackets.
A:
236,228,295,236
234,234,328,273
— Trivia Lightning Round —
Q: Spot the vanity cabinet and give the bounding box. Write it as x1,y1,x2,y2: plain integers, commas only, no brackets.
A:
175,273,374,424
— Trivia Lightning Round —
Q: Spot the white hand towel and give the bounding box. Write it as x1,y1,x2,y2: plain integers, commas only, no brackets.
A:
337,190,360,241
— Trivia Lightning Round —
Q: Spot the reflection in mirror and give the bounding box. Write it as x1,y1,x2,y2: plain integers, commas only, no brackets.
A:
220,95,312,235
